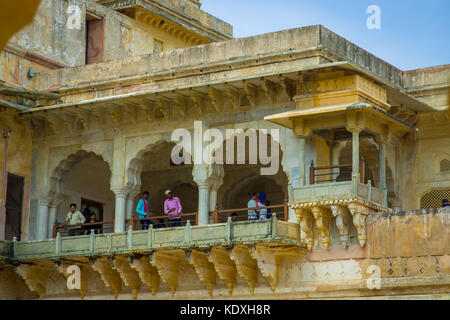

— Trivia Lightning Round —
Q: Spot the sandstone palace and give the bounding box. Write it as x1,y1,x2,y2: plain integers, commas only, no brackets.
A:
0,0,448,299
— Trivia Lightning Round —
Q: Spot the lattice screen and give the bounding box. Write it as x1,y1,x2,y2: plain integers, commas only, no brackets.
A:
420,188,450,209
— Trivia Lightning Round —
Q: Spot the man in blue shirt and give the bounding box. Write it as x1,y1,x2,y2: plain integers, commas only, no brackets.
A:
136,191,152,230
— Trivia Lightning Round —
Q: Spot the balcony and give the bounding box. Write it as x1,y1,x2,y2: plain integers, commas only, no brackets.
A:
13,217,299,261
1,217,302,298
294,161,387,207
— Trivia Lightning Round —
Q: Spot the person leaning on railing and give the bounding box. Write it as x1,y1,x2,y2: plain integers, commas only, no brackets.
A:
164,190,182,227
64,203,86,236
136,191,152,230
247,192,259,221
83,212,101,235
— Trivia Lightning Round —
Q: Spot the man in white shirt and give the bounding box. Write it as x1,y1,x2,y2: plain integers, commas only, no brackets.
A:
64,203,86,236
247,193,259,220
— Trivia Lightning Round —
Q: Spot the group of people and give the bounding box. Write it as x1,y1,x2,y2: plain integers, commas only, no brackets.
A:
136,189,183,229
247,192,272,221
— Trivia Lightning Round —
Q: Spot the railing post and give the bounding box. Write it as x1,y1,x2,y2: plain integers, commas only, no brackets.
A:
89,229,95,253
12,237,17,259
130,217,135,231
146,224,153,247
184,220,191,245
226,217,232,242
52,223,58,239
271,215,278,240
127,225,133,250
309,160,315,185
283,203,289,222
213,209,219,224
55,232,61,256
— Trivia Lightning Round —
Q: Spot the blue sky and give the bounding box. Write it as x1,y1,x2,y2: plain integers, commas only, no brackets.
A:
202,0,450,70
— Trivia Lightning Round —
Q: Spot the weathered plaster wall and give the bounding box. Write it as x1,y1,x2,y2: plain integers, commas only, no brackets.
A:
0,211,447,300
0,110,33,240
0,47,52,89
3,0,216,78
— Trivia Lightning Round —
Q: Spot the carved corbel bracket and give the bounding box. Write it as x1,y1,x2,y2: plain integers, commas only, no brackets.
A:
330,205,352,248
294,208,315,251
230,245,258,294
15,264,48,298
110,106,124,126
225,87,240,110
280,76,296,101
189,92,204,115
55,262,89,299
152,250,184,296
345,110,366,134
208,88,224,112
263,79,277,105
189,250,217,296
311,206,332,249
293,118,311,137
130,256,160,296
113,256,141,300
251,244,305,293
91,258,122,299
207,246,237,295
347,202,370,247
243,82,257,107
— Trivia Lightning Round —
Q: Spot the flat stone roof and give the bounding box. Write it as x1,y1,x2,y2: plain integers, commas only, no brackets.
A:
36,25,406,90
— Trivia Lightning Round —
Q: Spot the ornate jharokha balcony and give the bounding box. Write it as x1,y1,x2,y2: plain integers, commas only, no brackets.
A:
294,161,387,208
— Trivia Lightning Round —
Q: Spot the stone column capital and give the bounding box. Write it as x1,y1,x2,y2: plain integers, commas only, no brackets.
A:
49,198,63,209
193,163,224,190
38,197,52,207
111,187,131,198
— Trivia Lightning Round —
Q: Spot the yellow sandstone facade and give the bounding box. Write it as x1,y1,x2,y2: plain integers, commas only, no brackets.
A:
0,0,448,300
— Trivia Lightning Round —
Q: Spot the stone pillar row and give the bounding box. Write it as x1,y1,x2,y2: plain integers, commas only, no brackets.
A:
35,164,225,239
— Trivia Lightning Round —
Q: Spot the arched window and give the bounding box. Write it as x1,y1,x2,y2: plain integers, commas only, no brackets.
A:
440,159,450,173
420,188,450,209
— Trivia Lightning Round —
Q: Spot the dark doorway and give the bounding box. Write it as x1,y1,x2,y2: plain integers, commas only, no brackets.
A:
85,14,104,64
81,198,104,233
5,173,24,240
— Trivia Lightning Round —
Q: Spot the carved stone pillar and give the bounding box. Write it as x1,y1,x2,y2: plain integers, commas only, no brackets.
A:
37,197,51,240
351,130,361,182
47,198,62,239
112,188,129,232
297,136,306,186
197,182,210,226
126,190,139,229
193,164,224,226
